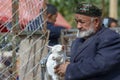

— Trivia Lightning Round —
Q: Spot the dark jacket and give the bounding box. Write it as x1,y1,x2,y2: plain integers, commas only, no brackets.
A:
65,26,120,80
47,22,65,46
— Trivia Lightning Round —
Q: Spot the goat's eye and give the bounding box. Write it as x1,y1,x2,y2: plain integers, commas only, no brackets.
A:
52,57,56,60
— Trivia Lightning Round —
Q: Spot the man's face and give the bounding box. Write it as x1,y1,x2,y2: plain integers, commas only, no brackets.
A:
75,14,97,38
110,22,117,28
47,13,58,24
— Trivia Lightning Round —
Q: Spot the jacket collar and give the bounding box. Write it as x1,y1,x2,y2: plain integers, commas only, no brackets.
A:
72,26,107,61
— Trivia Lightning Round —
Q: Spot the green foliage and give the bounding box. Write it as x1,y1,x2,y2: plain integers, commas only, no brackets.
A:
48,0,120,28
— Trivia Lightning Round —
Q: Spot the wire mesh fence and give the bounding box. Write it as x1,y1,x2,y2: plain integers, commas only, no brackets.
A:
0,0,49,80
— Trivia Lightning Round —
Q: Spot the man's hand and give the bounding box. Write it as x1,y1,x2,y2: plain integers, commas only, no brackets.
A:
54,61,70,77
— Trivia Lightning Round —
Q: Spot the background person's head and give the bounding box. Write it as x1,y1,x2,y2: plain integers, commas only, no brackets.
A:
46,4,58,24
75,3,102,38
108,17,118,28
102,17,118,28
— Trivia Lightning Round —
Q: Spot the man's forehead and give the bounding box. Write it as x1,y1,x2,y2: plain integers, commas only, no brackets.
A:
75,14,91,20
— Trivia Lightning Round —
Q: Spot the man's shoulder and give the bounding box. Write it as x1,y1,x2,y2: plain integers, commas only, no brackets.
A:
55,25,66,29
97,27,120,42
101,27,119,36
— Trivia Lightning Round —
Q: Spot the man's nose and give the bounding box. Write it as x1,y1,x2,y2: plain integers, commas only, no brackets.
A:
77,22,82,29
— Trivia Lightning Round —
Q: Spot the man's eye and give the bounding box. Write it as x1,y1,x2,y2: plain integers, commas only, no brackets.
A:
75,19,85,23
74,19,78,23
80,21,85,23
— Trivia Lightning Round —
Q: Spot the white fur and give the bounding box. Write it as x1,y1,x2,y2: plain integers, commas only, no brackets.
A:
46,44,65,80
0,51,13,70
0,51,13,79
0,51,13,58
0,63,6,71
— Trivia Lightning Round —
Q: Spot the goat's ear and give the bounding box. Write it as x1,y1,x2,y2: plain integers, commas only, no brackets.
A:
47,45,52,49
62,45,65,50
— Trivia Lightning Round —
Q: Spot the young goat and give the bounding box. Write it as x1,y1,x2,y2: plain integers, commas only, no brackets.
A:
46,44,66,80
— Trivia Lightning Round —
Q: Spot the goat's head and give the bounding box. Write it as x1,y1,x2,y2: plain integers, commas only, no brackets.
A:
47,44,64,53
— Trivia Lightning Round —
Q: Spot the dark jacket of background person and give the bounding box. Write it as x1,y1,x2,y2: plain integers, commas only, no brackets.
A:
47,22,65,46
65,26,120,80
46,4,66,46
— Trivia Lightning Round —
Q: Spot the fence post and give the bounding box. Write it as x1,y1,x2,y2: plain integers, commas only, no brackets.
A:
11,0,20,79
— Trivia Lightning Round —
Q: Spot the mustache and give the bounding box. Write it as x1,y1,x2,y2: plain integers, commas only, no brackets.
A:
76,27,95,38
78,28,86,31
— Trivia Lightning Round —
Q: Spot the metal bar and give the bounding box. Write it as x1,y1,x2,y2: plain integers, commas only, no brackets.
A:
11,0,19,80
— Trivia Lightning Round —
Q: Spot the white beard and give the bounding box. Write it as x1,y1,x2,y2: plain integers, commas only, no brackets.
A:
77,24,95,38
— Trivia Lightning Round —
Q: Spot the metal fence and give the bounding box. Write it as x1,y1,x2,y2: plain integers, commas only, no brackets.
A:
0,0,49,80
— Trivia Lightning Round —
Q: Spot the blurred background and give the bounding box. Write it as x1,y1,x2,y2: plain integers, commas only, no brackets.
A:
0,0,119,79
48,0,120,28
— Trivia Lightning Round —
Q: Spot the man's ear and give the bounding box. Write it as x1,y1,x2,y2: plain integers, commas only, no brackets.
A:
47,13,52,18
93,17,100,27
47,45,52,49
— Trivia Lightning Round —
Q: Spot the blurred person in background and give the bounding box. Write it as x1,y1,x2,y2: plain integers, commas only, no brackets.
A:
46,4,66,46
102,17,118,28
